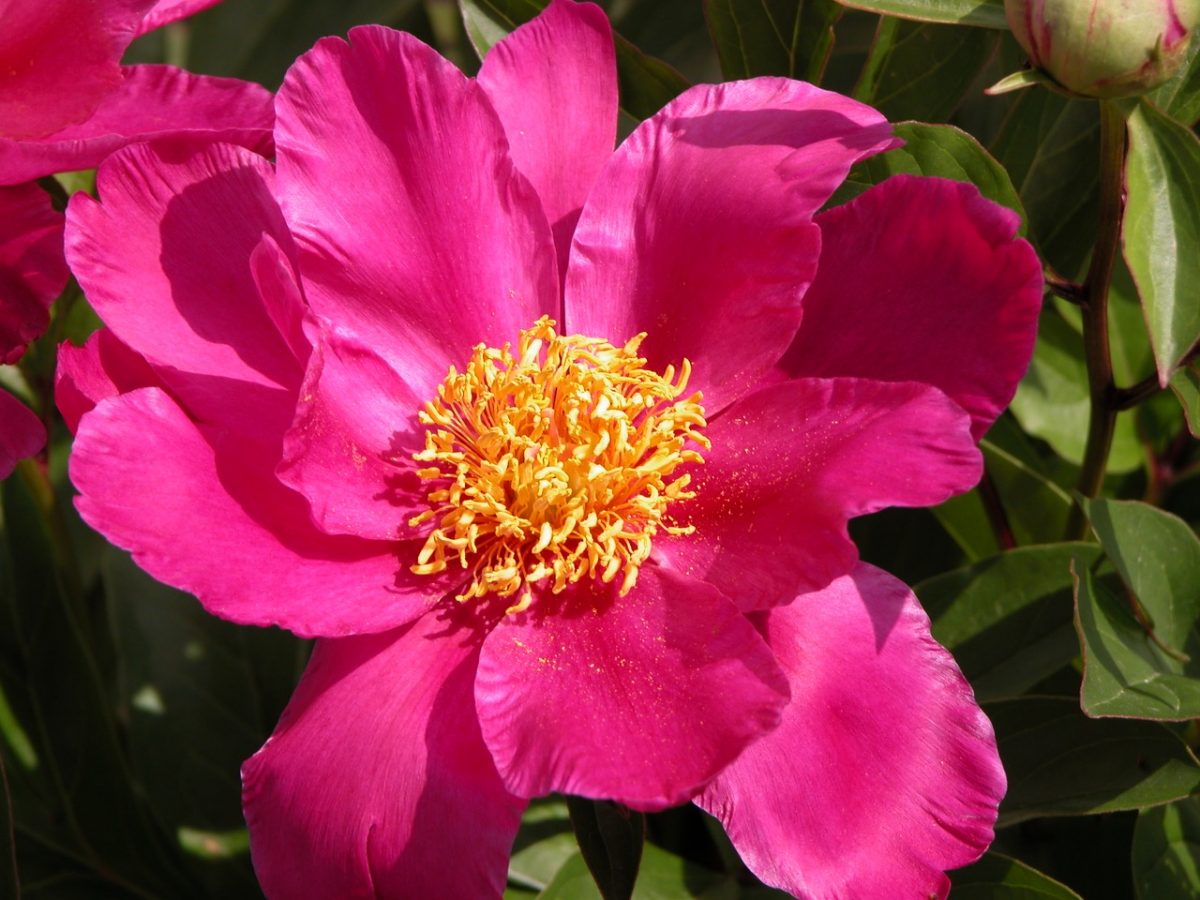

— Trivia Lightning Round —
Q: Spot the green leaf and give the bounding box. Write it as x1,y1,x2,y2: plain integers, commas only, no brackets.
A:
853,18,999,123
1009,306,1144,473
704,0,842,83
988,696,1200,826
917,544,1099,701
1107,257,1158,386
186,0,429,88
981,437,1075,545
103,549,303,896
1085,498,1200,626
460,0,689,120
986,68,1058,95
1150,36,1200,126
1133,797,1200,899
1074,563,1200,720
1073,498,1200,719
990,89,1099,279
509,801,577,891
0,474,191,897
980,412,1078,542
931,490,1001,561
834,122,1026,223
0,756,16,900
1124,100,1200,385
833,0,1005,28
567,797,644,900
1170,362,1200,438
539,844,726,900
951,852,1083,898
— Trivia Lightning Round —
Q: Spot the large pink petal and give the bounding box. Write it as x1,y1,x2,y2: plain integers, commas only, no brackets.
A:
0,182,66,363
565,78,896,415
781,175,1043,440
274,26,557,401
697,565,1005,899
0,0,149,140
478,0,616,277
54,328,163,433
0,65,273,185
475,564,789,810
135,0,223,35
656,377,981,610
71,388,449,638
0,390,44,479
278,324,427,541
66,140,303,440
243,613,524,899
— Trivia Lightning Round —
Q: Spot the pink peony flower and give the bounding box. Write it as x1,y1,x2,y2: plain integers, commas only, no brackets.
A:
60,1,1043,896
0,0,272,184
0,0,271,476
0,182,66,477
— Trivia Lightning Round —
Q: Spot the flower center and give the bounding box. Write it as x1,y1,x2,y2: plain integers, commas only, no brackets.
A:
409,315,709,614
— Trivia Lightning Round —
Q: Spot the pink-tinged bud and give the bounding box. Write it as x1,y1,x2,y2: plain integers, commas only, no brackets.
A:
1004,0,1200,98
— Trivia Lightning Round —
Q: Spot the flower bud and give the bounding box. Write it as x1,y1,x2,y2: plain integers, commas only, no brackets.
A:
1004,0,1200,98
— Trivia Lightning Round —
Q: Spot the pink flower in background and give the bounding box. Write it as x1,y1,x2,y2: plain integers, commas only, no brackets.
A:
0,0,271,181
0,183,66,477
60,1,1042,896
0,0,271,477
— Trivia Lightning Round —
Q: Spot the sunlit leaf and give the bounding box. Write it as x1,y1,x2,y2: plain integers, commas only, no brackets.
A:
509,801,577,892
834,121,1026,222
1150,36,1200,126
833,0,1005,28
1124,100,1200,385
1133,798,1200,899
1170,362,1200,438
1009,306,1144,473
1074,499,1200,720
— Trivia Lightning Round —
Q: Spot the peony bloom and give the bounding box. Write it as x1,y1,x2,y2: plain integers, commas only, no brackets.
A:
0,182,66,477
61,1,1043,896
0,0,271,182
0,0,271,476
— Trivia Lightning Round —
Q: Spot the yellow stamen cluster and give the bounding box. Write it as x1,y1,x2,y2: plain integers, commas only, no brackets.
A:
409,316,709,614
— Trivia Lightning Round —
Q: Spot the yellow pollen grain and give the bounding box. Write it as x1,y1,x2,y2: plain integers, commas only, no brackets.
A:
409,315,709,613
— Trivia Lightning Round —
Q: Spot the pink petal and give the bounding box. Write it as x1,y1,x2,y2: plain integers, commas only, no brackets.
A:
71,388,447,638
781,175,1043,440
278,324,427,541
135,0,223,36
565,78,896,415
475,564,789,810
243,613,524,898
0,390,44,479
274,26,557,401
697,565,1005,899
0,0,148,140
0,65,274,185
657,378,981,610
66,140,303,440
478,0,616,277
0,182,66,364
55,328,163,433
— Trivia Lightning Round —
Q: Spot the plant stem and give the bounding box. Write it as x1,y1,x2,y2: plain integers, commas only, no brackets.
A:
1065,100,1127,541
